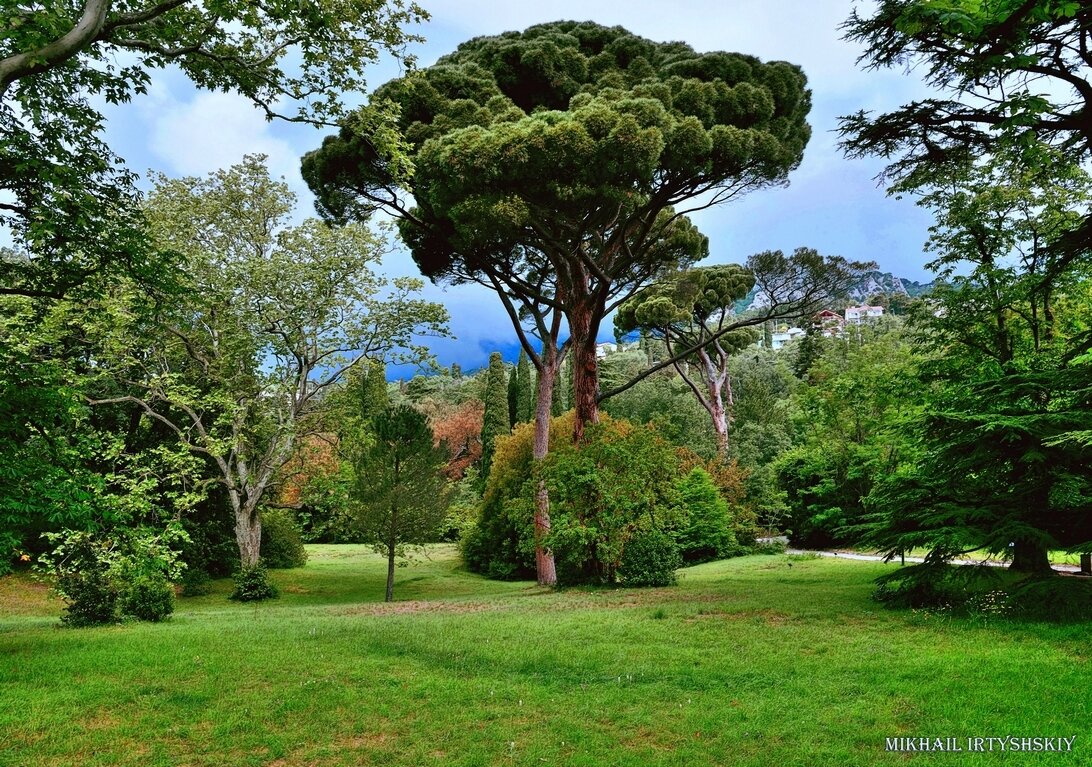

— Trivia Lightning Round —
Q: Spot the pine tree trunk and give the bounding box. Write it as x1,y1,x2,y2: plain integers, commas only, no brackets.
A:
568,300,600,444
385,540,396,602
1010,539,1052,574
532,356,558,586
386,468,398,602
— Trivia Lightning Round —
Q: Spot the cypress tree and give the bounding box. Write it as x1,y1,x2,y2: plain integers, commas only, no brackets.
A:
516,350,533,423
480,352,510,478
507,361,519,427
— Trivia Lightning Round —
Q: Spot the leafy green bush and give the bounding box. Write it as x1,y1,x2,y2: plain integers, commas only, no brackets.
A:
40,525,187,626
675,467,739,564
229,560,279,601
259,509,308,569
750,538,788,555
543,417,682,585
179,566,213,596
619,530,682,587
120,573,175,621
51,535,119,627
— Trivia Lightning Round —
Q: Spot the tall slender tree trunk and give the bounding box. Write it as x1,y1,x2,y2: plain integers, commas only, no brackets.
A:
568,298,601,444
532,353,559,586
385,539,396,602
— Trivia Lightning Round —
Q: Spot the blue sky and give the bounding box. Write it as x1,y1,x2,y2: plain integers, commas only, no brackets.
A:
100,0,938,374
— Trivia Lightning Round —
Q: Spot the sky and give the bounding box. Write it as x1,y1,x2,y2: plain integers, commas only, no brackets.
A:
100,0,940,375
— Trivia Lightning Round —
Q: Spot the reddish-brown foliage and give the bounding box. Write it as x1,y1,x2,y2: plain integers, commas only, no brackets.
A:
277,433,340,506
427,400,484,479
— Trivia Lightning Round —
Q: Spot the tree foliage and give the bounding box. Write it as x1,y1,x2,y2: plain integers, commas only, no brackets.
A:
839,0,1092,187
541,417,683,586
91,156,447,567
303,19,813,440
839,0,1092,574
1,0,426,301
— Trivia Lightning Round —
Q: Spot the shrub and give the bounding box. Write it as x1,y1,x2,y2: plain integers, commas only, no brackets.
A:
259,509,308,569
179,566,213,596
619,530,682,587
40,525,187,626
440,468,482,542
543,418,682,585
871,564,982,610
750,538,788,555
230,560,279,601
120,573,175,621
675,467,739,564
1006,577,1092,622
52,536,119,627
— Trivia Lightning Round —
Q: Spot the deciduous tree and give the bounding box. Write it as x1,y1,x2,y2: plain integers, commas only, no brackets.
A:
613,254,872,454
90,157,448,568
1,0,427,301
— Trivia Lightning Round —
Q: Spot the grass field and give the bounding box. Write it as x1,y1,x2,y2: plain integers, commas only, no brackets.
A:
1,545,1088,766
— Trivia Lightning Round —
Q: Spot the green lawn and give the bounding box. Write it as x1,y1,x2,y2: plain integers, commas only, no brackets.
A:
1,545,1088,766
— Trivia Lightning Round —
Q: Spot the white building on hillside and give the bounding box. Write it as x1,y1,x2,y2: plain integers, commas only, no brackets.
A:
845,305,884,324
770,327,806,350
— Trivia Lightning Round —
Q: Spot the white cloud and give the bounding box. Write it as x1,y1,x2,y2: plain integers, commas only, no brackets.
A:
145,90,306,194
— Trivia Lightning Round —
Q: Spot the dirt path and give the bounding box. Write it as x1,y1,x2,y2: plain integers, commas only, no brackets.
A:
783,546,1086,574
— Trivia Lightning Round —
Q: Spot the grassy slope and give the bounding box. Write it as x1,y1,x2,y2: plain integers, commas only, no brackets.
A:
1,545,1088,767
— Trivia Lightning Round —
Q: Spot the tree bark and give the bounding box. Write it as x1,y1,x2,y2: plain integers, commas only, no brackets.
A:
385,540,396,602
233,494,263,569
1010,538,1052,574
568,299,601,444
709,391,728,456
386,460,399,602
532,356,558,586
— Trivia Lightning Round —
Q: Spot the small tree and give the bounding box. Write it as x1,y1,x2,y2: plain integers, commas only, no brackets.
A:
675,467,738,564
353,405,449,602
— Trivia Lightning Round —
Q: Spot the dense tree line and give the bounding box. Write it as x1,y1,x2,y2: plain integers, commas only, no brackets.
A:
2,1,1089,625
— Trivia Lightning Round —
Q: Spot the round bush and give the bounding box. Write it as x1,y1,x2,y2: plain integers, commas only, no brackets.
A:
120,573,175,622
619,530,682,587
58,567,118,627
179,566,213,596
230,560,280,601
260,509,308,569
